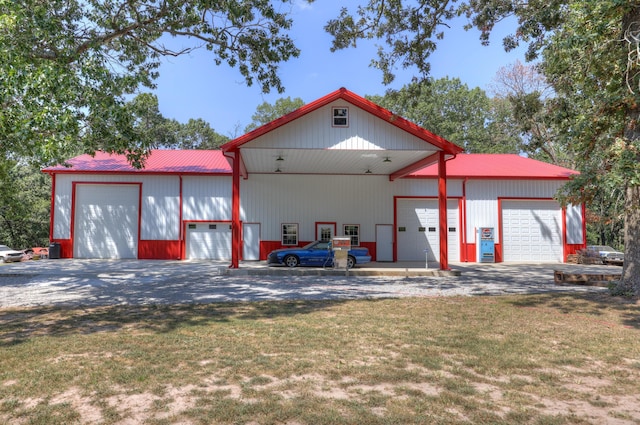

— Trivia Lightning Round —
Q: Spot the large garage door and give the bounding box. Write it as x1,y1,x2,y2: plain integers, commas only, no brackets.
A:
502,200,563,262
186,223,232,260
397,199,459,262
74,184,139,259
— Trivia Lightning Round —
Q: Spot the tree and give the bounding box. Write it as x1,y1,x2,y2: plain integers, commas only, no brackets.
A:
490,61,570,165
245,96,305,132
326,1,640,294
0,0,301,167
368,78,520,153
127,94,228,149
178,119,229,150
0,161,51,249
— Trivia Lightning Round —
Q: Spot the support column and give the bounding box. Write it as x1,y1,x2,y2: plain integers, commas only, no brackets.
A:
231,150,241,268
438,151,449,270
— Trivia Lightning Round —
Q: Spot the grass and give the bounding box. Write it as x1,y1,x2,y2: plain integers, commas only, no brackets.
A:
0,293,639,424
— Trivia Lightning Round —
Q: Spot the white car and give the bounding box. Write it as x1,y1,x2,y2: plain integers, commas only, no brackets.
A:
586,245,624,265
0,245,24,263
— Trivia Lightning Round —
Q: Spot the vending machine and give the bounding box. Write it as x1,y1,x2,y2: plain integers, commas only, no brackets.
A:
478,227,495,263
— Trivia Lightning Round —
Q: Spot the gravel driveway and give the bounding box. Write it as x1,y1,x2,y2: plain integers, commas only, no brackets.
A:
0,260,613,308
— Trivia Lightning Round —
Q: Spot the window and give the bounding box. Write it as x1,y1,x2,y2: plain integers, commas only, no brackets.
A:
343,225,360,246
281,223,298,246
332,107,348,127
319,226,332,242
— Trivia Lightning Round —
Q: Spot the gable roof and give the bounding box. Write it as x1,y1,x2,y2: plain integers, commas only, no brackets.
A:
220,87,463,155
410,154,578,180
42,150,231,175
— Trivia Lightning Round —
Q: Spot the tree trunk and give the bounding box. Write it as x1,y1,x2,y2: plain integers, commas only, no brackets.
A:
620,184,640,295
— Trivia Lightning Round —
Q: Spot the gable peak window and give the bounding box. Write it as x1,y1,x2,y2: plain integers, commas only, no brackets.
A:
332,107,349,127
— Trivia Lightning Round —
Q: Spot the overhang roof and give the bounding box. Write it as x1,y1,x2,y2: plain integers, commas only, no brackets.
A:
43,150,231,175
409,154,578,180
43,151,578,181
220,87,463,177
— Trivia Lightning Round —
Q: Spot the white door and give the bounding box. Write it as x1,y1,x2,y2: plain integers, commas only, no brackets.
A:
243,223,260,261
396,199,459,262
316,223,335,242
376,224,393,262
502,200,563,262
74,184,139,259
186,223,232,260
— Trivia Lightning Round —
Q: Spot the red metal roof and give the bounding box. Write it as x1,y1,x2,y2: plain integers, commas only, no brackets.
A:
43,151,577,180
43,150,231,174
220,87,464,155
409,154,578,179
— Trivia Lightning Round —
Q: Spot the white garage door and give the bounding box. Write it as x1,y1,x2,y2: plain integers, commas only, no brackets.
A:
502,200,563,262
74,184,139,259
397,199,459,262
186,223,232,260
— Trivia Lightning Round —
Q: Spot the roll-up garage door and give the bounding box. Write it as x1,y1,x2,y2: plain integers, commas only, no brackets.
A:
397,199,459,262
502,200,563,262
186,223,232,260
74,184,139,259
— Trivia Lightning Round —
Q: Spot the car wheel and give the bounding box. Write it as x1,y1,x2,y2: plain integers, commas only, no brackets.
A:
284,255,299,268
0,256,6,263
347,256,355,269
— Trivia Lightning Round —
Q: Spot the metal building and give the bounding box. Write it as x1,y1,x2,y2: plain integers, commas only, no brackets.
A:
43,88,584,269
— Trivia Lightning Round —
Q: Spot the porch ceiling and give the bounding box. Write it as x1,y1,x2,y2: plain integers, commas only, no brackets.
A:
240,148,440,176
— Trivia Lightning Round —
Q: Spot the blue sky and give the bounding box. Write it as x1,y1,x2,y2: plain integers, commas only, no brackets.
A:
153,1,527,138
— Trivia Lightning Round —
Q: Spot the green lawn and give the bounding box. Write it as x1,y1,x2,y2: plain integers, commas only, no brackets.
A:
1,293,639,424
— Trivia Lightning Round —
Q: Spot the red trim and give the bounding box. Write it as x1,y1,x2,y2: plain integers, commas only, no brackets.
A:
393,195,462,266
71,182,142,258
179,176,184,257
461,178,468,262
315,222,337,240
231,149,241,268
182,220,233,260
221,88,463,155
139,240,181,259
438,152,449,270
498,197,567,263
49,173,56,242
562,207,568,262
390,152,441,182
581,203,587,249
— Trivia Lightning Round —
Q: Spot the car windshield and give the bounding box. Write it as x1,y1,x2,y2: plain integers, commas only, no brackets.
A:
0,245,11,250
303,241,330,250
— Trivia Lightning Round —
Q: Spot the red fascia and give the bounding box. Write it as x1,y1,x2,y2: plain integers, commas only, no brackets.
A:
221,88,463,155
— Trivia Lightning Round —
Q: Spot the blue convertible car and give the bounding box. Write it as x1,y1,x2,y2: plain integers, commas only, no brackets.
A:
267,241,371,268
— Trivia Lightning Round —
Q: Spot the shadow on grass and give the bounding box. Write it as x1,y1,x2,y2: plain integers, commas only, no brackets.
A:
0,299,349,347
505,291,640,330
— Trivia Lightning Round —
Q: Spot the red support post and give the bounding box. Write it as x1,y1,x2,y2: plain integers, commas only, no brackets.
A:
231,150,241,268
438,152,449,270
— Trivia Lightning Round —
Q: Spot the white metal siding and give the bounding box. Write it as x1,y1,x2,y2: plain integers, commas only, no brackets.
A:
53,174,180,241
186,223,231,260
141,176,180,240
182,176,232,221
502,200,563,262
74,184,139,259
396,199,459,262
244,102,436,151
565,204,584,244
464,180,567,245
